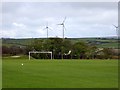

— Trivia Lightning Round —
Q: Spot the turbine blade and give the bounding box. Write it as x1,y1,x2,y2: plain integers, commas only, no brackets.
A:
63,17,66,23
43,28,46,30
113,24,118,28
64,26,67,31
47,22,48,27
48,27,52,30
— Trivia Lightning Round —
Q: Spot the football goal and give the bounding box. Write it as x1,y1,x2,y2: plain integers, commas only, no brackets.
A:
29,51,52,60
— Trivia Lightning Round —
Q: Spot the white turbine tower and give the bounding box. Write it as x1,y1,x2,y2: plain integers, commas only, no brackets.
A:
43,23,52,38
58,17,66,39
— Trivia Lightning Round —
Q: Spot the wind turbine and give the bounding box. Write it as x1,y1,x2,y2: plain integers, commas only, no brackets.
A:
43,22,52,38
58,17,66,39
57,17,67,59
113,24,119,37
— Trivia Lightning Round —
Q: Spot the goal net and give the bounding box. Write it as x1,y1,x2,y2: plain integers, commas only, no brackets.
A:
29,51,52,60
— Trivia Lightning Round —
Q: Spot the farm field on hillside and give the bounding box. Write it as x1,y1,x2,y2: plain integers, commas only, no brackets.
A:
2,59,118,88
2,38,119,48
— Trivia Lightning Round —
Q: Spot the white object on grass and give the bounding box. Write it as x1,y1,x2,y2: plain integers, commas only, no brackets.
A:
21,63,23,66
64,50,72,55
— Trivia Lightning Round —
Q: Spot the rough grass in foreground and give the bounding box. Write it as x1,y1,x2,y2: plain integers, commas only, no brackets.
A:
2,59,118,88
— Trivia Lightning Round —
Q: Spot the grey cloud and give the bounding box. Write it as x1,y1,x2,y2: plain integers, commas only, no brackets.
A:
2,2,118,38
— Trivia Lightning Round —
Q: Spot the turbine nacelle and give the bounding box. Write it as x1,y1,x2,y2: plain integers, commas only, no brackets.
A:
58,23,64,26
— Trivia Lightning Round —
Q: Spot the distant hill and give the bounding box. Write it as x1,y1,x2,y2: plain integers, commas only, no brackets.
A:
1,37,119,49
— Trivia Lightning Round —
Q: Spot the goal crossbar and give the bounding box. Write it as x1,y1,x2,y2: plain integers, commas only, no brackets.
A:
29,51,52,60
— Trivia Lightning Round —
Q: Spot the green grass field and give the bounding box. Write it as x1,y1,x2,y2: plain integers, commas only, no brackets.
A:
2,58,118,88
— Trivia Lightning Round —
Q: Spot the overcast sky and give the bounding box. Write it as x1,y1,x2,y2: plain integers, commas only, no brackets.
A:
1,2,118,38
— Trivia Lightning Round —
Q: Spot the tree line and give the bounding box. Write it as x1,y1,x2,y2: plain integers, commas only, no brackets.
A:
2,38,119,59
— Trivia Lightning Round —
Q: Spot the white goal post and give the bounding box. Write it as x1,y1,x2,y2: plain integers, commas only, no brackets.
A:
29,51,52,60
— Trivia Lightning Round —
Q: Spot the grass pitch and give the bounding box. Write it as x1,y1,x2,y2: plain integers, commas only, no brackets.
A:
2,59,118,88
